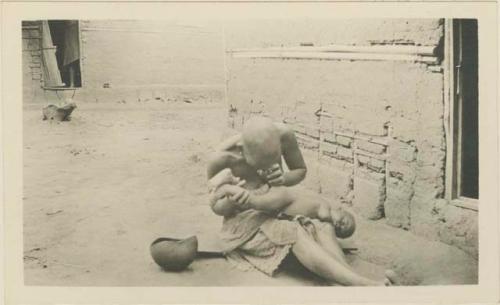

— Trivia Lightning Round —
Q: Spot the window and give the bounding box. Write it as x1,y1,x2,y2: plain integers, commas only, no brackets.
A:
445,19,479,204
47,20,82,88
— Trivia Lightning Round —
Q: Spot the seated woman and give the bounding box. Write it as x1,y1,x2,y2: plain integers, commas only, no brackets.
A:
207,116,398,286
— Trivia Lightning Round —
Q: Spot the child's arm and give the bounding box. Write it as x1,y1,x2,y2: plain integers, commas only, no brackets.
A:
248,186,294,213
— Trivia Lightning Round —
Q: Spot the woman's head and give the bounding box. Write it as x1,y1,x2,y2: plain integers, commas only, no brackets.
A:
241,117,282,170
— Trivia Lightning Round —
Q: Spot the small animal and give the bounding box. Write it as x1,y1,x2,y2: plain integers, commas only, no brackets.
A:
42,103,77,121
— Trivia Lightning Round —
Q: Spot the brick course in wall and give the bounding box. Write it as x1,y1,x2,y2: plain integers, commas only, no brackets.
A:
225,19,478,258
23,19,478,258
22,21,44,103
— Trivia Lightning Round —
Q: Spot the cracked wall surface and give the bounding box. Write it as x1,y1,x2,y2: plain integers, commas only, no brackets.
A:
225,19,478,258
22,19,478,258
22,22,45,103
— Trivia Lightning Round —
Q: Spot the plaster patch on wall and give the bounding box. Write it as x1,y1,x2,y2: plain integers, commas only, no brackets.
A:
224,18,477,257
353,169,386,220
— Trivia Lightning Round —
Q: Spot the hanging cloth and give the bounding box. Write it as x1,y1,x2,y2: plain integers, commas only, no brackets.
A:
62,21,80,67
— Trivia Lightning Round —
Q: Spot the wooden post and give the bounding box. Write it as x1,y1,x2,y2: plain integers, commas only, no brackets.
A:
232,51,438,64
228,45,437,56
444,19,457,201
384,123,392,202
317,103,324,193
40,21,64,87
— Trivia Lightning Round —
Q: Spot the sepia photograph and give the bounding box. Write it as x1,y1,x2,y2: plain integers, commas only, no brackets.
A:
2,2,499,304
21,17,480,287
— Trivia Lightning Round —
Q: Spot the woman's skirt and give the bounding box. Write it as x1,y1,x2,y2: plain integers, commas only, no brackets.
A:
225,214,327,276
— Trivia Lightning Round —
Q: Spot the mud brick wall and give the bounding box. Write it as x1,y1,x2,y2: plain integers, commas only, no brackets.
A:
225,19,478,258
22,21,45,103
21,19,478,257
77,20,226,103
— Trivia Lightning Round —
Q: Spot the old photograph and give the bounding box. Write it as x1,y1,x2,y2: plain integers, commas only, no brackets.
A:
19,17,483,288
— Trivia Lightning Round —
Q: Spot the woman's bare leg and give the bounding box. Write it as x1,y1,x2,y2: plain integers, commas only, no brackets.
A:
292,225,383,286
313,223,400,286
314,223,350,268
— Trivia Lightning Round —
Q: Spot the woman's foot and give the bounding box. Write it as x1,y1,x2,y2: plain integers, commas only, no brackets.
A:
383,270,400,286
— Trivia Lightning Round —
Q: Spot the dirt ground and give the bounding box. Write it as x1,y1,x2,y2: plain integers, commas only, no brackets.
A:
23,98,477,286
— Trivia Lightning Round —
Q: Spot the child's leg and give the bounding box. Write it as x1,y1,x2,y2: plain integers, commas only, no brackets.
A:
208,168,241,191
291,225,384,286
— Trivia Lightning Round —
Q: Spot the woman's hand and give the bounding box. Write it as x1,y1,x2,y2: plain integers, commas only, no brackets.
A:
218,184,251,209
263,164,286,186
230,188,251,209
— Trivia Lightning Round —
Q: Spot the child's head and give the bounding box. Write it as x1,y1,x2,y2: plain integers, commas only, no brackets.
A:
241,117,281,171
332,209,356,239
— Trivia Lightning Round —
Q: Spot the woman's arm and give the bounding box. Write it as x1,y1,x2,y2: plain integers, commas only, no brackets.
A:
277,124,307,186
216,134,241,151
282,168,307,187
209,193,238,217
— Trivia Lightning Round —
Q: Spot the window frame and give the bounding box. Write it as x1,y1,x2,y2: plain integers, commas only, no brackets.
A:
444,19,479,210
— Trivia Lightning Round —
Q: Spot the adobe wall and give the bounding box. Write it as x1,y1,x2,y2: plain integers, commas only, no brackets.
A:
21,19,478,257
77,20,226,103
224,19,478,258
22,20,227,104
22,21,45,104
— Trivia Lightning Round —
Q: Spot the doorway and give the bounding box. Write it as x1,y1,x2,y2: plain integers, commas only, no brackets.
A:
452,19,479,200
47,20,82,87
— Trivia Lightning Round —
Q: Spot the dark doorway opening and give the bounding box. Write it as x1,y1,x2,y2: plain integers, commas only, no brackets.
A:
453,19,478,199
48,20,82,87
